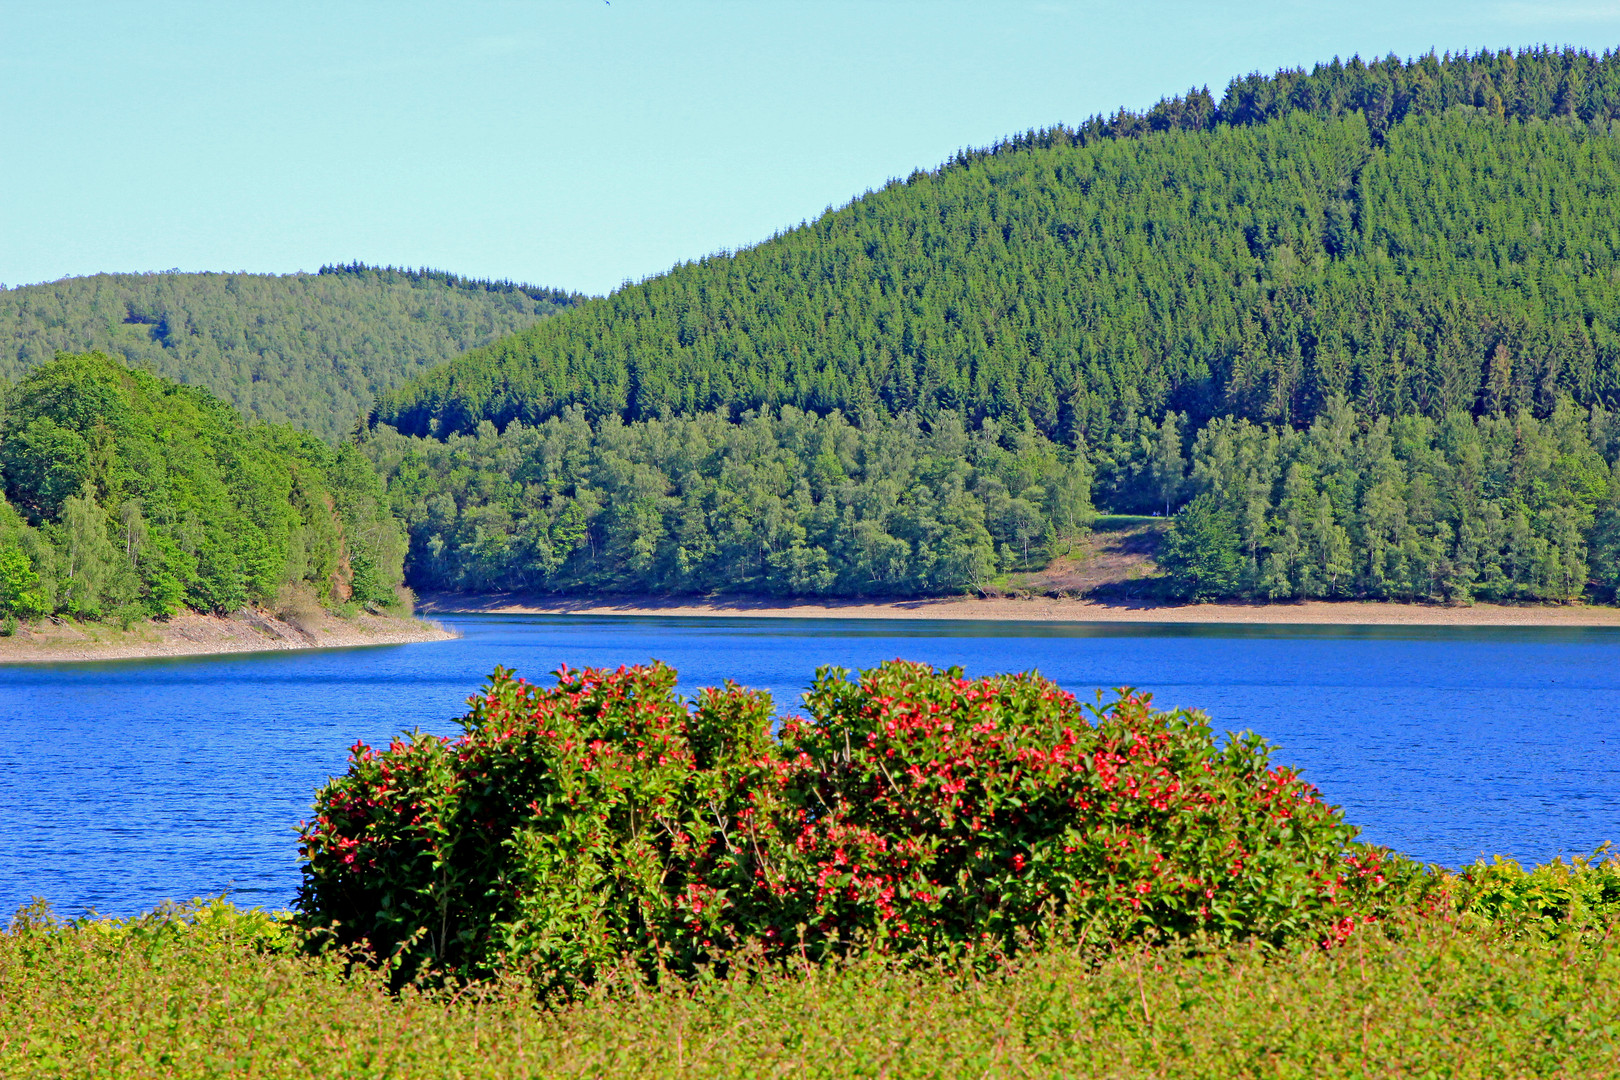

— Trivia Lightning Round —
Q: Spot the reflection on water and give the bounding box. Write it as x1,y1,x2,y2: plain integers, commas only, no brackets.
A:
2,614,1618,917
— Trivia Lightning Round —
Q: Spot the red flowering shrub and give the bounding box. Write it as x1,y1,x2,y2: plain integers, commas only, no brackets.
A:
298,661,1388,994
298,663,792,993
776,661,1368,958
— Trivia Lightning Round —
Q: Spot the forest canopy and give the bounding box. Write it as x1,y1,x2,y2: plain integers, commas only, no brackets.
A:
0,353,407,624
1157,397,1620,603
363,407,1093,598
374,47,1620,449
0,266,583,441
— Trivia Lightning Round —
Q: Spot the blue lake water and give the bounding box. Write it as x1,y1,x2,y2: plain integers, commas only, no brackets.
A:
2,613,1618,919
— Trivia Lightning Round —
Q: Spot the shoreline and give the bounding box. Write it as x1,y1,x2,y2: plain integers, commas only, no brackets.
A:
417,591,1620,628
0,609,456,664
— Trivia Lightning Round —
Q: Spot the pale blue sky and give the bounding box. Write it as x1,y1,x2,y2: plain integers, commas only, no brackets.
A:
4,1,1620,294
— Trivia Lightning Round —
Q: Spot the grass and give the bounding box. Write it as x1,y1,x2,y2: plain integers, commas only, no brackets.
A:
5,883,1620,1079
983,519,1171,599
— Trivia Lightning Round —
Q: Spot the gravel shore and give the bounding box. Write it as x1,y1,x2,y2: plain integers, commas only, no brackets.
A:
416,593,1620,627
0,609,455,664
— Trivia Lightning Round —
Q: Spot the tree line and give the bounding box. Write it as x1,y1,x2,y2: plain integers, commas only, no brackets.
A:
362,408,1093,598
1158,397,1620,602
14,48,1620,612
963,45,1620,158
0,354,407,626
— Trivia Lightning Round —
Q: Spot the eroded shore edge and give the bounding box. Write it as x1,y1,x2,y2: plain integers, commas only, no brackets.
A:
0,609,456,664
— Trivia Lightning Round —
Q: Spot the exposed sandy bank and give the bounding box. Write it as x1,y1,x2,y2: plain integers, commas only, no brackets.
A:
418,592,1620,628
0,608,455,664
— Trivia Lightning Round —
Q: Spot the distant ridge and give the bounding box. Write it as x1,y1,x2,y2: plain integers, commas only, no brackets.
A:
0,265,586,440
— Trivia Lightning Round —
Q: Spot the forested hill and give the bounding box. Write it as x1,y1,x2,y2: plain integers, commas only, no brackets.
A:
0,265,584,440
374,47,1620,446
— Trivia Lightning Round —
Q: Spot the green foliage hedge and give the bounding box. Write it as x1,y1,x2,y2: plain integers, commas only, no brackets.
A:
1451,847,1620,941
297,662,1389,996
0,353,407,621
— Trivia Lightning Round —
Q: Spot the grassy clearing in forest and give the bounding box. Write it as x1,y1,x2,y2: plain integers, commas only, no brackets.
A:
3,896,1618,1079
988,520,1169,599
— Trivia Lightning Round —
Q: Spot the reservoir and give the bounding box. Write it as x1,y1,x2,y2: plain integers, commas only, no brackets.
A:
2,614,1618,918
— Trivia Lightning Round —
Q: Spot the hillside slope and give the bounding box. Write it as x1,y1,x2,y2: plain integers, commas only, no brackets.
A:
375,48,1620,446
365,47,1620,605
1,265,582,440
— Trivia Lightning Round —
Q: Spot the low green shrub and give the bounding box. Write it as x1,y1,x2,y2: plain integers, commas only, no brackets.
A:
9,897,1620,1078
297,662,1397,995
1448,846,1620,940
